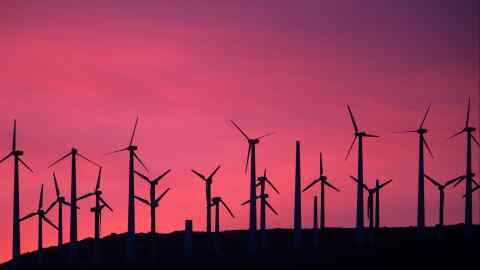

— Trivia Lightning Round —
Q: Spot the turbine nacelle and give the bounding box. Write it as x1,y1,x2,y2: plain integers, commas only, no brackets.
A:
128,145,138,151
417,128,428,134
13,150,24,156
248,138,260,145
71,148,78,155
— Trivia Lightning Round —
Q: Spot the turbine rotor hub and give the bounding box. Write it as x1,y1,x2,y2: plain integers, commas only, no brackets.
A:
128,145,138,151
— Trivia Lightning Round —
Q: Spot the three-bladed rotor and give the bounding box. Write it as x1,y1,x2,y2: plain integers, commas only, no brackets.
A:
345,106,379,160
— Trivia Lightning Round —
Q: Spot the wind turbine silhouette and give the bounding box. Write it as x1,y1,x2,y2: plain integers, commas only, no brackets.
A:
303,153,340,231
77,167,113,264
230,120,274,254
345,106,379,244
20,185,58,264
0,120,34,263
49,147,99,262
241,169,279,249
424,174,465,239
45,173,73,247
211,196,234,253
107,117,149,261
191,165,221,233
350,176,392,242
135,169,171,234
448,98,480,239
396,104,433,240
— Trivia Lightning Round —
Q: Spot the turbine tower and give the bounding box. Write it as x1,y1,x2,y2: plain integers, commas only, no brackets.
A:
191,166,221,233
345,106,379,244
241,169,279,249
448,98,480,238
49,147,100,262
293,141,302,249
107,117,148,261
211,196,235,253
20,185,58,264
45,173,73,247
0,120,34,263
230,120,274,255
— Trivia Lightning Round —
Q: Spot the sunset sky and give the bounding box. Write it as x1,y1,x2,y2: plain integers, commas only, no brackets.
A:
0,0,479,263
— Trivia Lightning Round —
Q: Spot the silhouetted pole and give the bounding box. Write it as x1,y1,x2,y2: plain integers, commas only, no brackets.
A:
127,147,136,261
248,143,257,254
206,182,212,233
320,181,325,229
184,220,192,257
58,201,63,246
38,212,43,264
13,154,20,261
293,141,302,248
375,180,380,229
464,129,473,238
437,188,445,240
417,134,425,240
214,200,220,253
150,184,156,233
69,149,78,262
356,136,365,244
260,177,267,248
313,196,319,247
367,191,374,243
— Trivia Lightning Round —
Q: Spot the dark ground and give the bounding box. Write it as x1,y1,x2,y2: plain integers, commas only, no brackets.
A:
1,224,478,270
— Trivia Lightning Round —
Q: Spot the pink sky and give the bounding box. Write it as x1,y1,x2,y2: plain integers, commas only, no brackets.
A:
0,0,478,263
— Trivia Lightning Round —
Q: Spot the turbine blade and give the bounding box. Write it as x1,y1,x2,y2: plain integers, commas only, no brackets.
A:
324,180,340,192
105,147,129,155
445,175,465,187
423,138,434,158
266,179,280,194
364,133,379,138
378,179,393,189
45,200,58,214
12,119,16,151
208,165,221,179
38,185,44,210
447,129,464,140
43,216,58,230
155,188,170,204
0,152,13,164
53,173,60,198
256,132,275,140
345,136,357,160
419,103,432,129
20,212,37,222
265,201,278,215
465,98,470,128
48,152,71,168
453,175,466,187
220,199,235,218
263,168,267,178
134,195,150,206
245,144,252,174
349,176,368,190
95,167,102,191
424,175,440,187
191,169,206,181
153,169,171,184
230,120,250,140
133,152,149,172
77,193,94,201
78,153,101,167
463,186,480,198
99,197,113,212
241,199,250,206
471,134,480,147
18,158,34,173
347,105,359,133
135,170,151,183
129,116,139,146
302,179,320,192
320,152,324,175
62,201,72,207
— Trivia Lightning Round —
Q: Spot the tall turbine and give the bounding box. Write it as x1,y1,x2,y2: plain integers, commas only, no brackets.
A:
293,141,302,248
230,120,274,255
211,196,235,253
303,153,340,230
191,166,221,233
45,173,73,247
396,104,433,240
448,98,480,238
49,147,100,262
107,117,148,261
0,120,34,263
20,185,58,264
241,169,279,249
345,106,379,244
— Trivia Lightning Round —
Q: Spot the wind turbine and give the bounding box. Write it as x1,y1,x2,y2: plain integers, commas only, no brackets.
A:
230,120,274,254
0,120,34,263
211,196,235,253
20,185,58,264
303,153,340,231
107,117,148,261
191,165,221,233
396,104,433,240
49,147,100,262
77,167,113,264
241,169,279,248
45,173,73,247
349,176,392,242
424,174,466,239
448,98,480,239
345,106,379,244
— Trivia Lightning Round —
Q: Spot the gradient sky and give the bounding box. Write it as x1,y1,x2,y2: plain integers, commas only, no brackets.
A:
0,0,479,263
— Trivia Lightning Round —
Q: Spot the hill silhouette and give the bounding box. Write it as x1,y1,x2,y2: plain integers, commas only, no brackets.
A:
1,224,478,270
